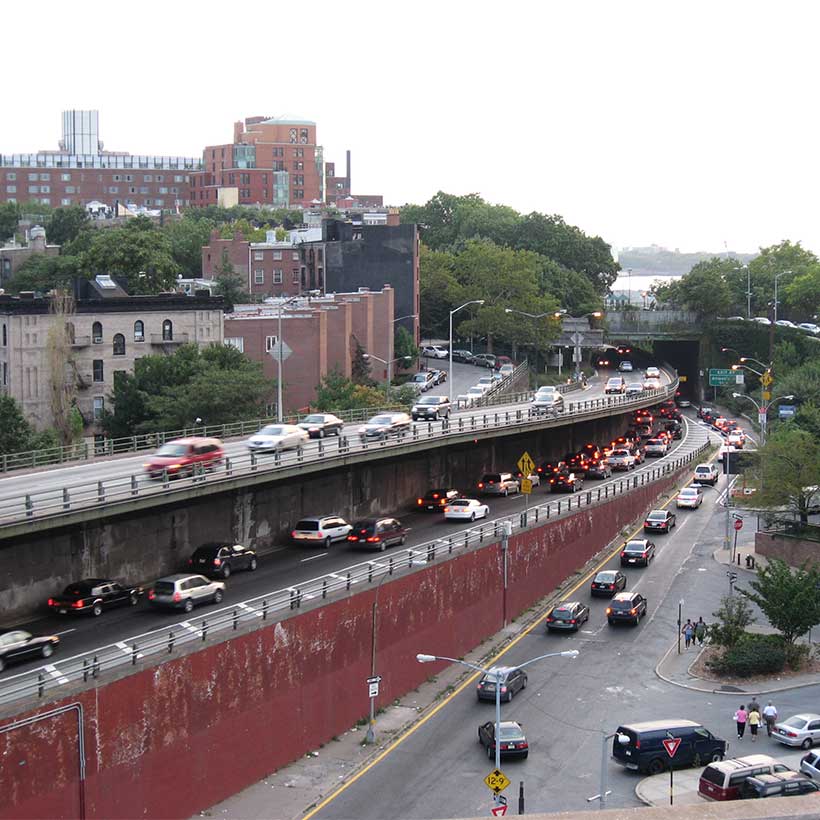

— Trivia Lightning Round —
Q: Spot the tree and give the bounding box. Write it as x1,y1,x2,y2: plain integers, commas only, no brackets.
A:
746,240,818,317
418,244,462,339
351,336,373,385
213,250,248,312
784,267,820,319
163,215,215,277
314,369,390,412
0,395,36,455
0,202,20,242
660,258,736,317
742,558,820,644
753,426,820,524
46,206,89,246
394,326,418,368
708,595,755,648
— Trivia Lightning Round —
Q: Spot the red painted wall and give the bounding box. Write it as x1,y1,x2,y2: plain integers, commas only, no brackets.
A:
0,469,685,819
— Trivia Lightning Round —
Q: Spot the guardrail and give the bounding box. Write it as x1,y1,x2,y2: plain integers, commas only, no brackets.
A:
0,422,708,707
473,359,529,407
0,382,677,529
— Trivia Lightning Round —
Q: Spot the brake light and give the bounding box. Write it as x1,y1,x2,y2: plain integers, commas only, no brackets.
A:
72,600,84,609
417,498,423,505
347,535,357,541
635,739,641,749
48,598,55,606
291,530,297,538
569,619,576,624
173,592,182,602
786,730,798,738
620,551,626,558
500,686,508,693
213,558,222,567
366,536,381,543
546,616,554,622
630,608,637,615
432,493,439,499
188,558,193,565
605,607,612,615
478,482,484,489
609,584,615,590
148,590,155,600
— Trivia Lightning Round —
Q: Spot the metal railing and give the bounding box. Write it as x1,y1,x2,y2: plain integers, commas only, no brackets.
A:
473,359,529,407
0,423,708,708
0,382,679,528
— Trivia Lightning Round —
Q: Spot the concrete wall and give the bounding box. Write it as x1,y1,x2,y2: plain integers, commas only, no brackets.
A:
0,461,690,820
755,530,820,567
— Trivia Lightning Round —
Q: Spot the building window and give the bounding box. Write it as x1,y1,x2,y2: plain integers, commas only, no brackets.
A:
113,333,126,356
65,186,75,193
143,175,153,182
2,362,6,386
6,186,16,194
113,174,121,182
240,173,250,185
1,324,5,346
174,175,183,183
273,270,283,284
28,173,38,181
92,322,103,343
254,269,264,284
125,175,133,182
61,173,71,181
293,161,304,171
39,173,50,181
225,337,244,353
134,320,145,342
273,251,282,260
61,199,71,206
294,190,304,199
292,269,300,284
28,185,39,194
265,335,278,352
93,396,104,420
92,359,104,382
254,251,264,261
295,148,304,158
162,320,173,341
6,173,15,181
108,186,119,194
292,251,300,260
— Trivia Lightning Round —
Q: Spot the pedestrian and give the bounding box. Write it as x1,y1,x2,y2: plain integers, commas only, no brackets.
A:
682,619,695,648
748,696,761,716
735,704,748,739
748,706,761,742
695,617,707,646
762,702,778,737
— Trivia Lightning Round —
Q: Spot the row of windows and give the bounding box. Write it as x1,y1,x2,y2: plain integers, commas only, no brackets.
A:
253,251,301,261
85,320,173,349
1,171,187,183
253,269,300,285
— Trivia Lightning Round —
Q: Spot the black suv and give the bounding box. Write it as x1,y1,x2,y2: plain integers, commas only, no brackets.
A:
347,518,408,551
476,666,528,703
188,543,258,579
607,591,648,626
417,488,459,511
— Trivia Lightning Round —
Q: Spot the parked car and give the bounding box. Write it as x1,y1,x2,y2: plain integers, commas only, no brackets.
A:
451,349,475,363
676,487,704,509
699,754,793,801
744,771,818,798
0,630,60,672
473,353,497,369
359,412,412,441
532,386,564,414
430,369,447,385
48,578,143,616
297,413,344,438
409,371,437,393
457,386,490,407
498,363,515,378
605,377,626,394
775,320,798,329
478,721,529,759
347,518,408,550
545,601,590,632
246,424,309,452
411,395,451,421
495,356,513,368
187,543,258,578
444,498,489,521
148,574,225,613
694,462,720,486
644,509,676,533
417,488,460,512
590,570,626,597
798,323,820,335
421,345,448,359
606,591,647,625
644,438,668,457
144,436,224,479
476,667,527,703
620,539,656,566
800,749,820,779
291,516,352,547
773,714,820,749
753,317,772,325
478,472,519,496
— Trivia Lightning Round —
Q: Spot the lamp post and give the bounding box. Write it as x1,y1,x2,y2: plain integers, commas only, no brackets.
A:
363,353,412,394
389,313,418,386
449,300,485,406
274,296,300,422
743,265,752,319
416,650,578,800
588,731,630,810
732,392,794,447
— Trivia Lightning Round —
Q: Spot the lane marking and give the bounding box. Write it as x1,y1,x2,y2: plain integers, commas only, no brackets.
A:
115,640,144,660
301,552,329,563
43,664,69,685
54,628,76,637
239,602,262,618
178,620,201,637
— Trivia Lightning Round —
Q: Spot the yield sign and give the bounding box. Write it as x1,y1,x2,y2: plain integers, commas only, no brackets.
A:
491,805,507,817
663,737,681,758
734,518,743,531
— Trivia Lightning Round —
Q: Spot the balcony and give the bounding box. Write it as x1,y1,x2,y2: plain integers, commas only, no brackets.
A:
150,333,189,346
70,335,92,348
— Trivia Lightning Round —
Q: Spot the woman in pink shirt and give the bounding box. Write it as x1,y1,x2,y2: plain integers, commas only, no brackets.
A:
734,704,748,739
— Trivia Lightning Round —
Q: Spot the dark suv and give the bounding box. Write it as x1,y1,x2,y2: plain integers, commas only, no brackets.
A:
347,518,408,551
607,591,647,626
48,578,143,616
188,543,258,579
411,395,451,421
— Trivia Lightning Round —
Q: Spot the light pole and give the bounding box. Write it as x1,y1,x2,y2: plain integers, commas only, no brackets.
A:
743,265,752,319
553,309,603,381
732,392,794,447
274,296,299,422
363,353,412,394
389,313,418,386
588,731,629,810
416,650,578,800
627,268,633,308
773,271,789,325
449,300,485,406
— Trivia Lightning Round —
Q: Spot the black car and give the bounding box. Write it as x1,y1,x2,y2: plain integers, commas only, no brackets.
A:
417,488,459,511
698,406,715,421
546,601,590,632
0,630,59,672
644,509,677,533
188,542,258,579
744,772,820,799
550,472,584,493
590,570,627,597
664,420,683,440
48,578,143,616
347,518,408,551
607,591,648,626
476,666,528,703
430,369,447,385
478,720,529,759
451,349,475,364
584,458,612,479
297,413,344,438
620,539,656,566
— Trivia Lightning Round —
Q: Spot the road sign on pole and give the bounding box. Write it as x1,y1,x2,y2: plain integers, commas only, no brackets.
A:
517,452,535,478
520,478,533,494
761,370,773,388
491,803,507,817
663,737,681,758
734,518,743,531
484,769,511,795
779,404,796,419
367,675,382,698
759,409,768,426
709,369,744,386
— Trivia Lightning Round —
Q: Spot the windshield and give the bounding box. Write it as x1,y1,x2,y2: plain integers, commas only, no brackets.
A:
258,426,285,436
155,444,187,457
368,416,392,425
418,397,440,405
412,374,427,382
294,520,319,531
302,415,325,424
607,379,621,385
467,387,484,395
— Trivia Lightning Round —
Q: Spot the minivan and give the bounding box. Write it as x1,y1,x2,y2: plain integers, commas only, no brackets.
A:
478,473,520,496
699,754,793,801
613,719,727,774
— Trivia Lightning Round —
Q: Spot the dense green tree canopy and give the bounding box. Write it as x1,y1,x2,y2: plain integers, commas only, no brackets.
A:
46,206,88,246
0,202,20,242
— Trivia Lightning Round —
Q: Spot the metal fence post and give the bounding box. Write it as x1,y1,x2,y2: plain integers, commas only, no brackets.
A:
62,487,70,511
130,475,138,496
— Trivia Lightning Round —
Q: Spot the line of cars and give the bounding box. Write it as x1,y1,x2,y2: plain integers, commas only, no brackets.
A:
725,316,820,334
605,364,664,396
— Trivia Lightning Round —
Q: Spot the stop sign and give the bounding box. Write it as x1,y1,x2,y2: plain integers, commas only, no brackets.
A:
734,519,743,531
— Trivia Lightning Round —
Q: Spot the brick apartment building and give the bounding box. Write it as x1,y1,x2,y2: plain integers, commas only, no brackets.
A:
223,287,394,413
0,225,60,287
0,110,200,212
0,277,223,435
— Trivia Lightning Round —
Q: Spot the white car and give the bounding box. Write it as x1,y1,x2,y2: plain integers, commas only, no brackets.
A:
643,378,661,390
625,382,644,396
246,424,309,452
443,498,489,521
676,487,703,509
753,317,772,325
477,374,502,388
775,320,797,328
607,449,636,470
421,345,448,359
693,463,719,485
727,431,745,448
645,366,661,379
718,444,737,463
644,438,669,457
457,386,489,407
498,363,515,378
799,323,820,335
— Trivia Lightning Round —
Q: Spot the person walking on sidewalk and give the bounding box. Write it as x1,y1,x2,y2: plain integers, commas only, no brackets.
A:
682,619,695,648
735,705,748,739
763,702,778,737
695,617,707,646
748,707,761,742
749,697,761,715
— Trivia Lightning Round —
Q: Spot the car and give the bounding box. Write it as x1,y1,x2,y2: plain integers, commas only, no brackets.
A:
429,369,447,385
694,463,719,485
147,574,225,613
143,436,224,479
495,356,514,368
411,395,452,421
187,543,258,578
605,377,626,394
643,378,662,390
773,714,820,749
618,360,634,372
727,431,745,448
531,386,565,414
726,316,747,321
246,424,309,452
607,591,647,625
753,316,772,325
800,749,820,779
477,374,502,388
699,754,793,801
636,424,653,440
457,386,489,407
718,444,737,464
346,518,408,550
625,382,644,396
644,438,668,457
417,488,460,511
676,487,704,509
409,371,437,393
744,771,819,799
421,345,448,359
698,406,715,421
472,353,497,369
478,720,529,759
291,516,352,547
645,366,661,378
444,498,489,521
478,472,519,496
514,470,541,488
0,630,60,672
618,720,727,775
451,349,475,363
798,323,820,335
644,509,676,533
584,457,612,479
498,363,515,378
620,538,656,566
607,449,635,471
359,412,412,441
550,471,584,493
297,413,344,438
48,578,143,616
775,319,797,329
590,570,627,597
476,667,527,703
676,397,691,408
545,601,590,631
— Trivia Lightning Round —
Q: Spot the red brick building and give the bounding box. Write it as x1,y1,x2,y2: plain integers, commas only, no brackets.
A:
223,288,395,413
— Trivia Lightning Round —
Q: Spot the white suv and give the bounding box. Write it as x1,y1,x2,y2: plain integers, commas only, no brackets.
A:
693,463,719,486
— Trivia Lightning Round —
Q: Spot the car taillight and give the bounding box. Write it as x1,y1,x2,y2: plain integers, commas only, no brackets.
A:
72,600,84,609
518,741,528,749
635,739,641,748
570,619,576,624
148,590,155,600
478,482,484,489
630,608,637,615
347,535,357,541
213,558,221,566
546,616,554,622
366,536,381,543
609,584,615,590
786,730,798,738
48,598,56,606
620,551,626,558
188,558,193,565
606,607,612,614
644,521,651,526
173,592,182,602
291,530,297,538
417,498,423,505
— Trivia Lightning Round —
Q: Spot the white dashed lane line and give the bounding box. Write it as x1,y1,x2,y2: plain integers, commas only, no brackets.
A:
43,664,69,685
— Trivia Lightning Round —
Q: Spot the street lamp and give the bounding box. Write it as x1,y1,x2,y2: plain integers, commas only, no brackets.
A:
732,392,794,446
416,650,578,798
739,356,771,371
743,265,752,319
588,732,630,810
363,353,412,393
388,313,418,386
449,300,485,406
272,296,299,422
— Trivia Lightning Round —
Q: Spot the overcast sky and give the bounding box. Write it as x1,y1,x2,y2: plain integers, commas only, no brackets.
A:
3,1,817,255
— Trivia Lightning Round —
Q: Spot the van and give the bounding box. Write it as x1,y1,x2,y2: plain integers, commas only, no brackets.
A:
613,719,727,774
477,472,519,496
698,754,792,801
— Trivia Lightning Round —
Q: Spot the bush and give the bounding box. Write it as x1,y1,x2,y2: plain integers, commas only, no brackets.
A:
707,634,786,678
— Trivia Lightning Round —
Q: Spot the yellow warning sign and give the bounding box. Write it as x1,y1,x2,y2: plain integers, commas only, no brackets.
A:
517,451,535,478
762,390,772,401
484,768,511,794
521,479,533,495
761,370,773,388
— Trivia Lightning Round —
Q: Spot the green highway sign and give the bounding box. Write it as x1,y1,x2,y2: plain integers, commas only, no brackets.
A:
709,369,744,387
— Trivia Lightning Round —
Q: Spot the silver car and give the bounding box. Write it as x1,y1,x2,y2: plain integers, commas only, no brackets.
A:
531,387,564,414
607,449,635,471
148,574,225,613
359,412,411,441
247,424,309,452
773,714,820,749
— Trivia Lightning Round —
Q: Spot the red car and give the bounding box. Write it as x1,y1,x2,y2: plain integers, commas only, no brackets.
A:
143,437,224,479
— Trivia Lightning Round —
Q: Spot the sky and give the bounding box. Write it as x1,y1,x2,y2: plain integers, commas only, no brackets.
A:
3,0,818,256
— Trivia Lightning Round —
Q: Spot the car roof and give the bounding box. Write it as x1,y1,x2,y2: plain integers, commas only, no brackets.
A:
620,719,701,732
713,754,779,770
154,573,205,582
167,436,222,446
613,592,638,601
784,713,820,721
296,515,341,522
72,577,112,586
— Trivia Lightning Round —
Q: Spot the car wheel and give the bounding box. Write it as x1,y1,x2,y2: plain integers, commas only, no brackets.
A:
213,589,224,604
380,542,387,552
183,598,194,613
647,758,665,775
0,658,4,672
471,512,476,521
692,753,702,768
41,644,54,659
803,738,814,750
318,429,325,439
503,488,508,497
129,593,139,606
92,603,103,617
634,616,640,626
325,536,332,549
249,557,258,571
522,751,529,759
506,691,513,703
710,751,724,762
399,535,406,546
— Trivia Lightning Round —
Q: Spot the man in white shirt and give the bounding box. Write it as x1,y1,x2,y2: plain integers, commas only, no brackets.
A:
762,702,778,737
